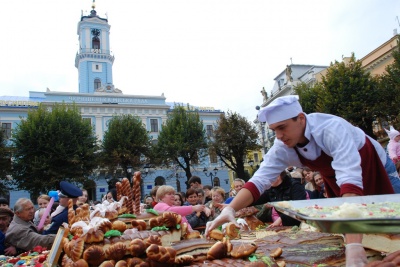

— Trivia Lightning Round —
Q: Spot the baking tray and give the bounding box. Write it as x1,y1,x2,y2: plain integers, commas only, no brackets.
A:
269,194,400,233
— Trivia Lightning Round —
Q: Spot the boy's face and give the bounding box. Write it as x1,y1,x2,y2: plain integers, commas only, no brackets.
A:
269,114,307,148
190,182,200,189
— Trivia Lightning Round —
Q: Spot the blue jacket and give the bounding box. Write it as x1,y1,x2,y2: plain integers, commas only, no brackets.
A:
42,208,68,235
0,230,5,255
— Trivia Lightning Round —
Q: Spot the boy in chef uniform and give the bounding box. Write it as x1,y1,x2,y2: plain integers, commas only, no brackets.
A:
206,95,399,267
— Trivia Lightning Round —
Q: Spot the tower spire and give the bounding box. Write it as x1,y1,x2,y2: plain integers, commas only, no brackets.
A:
91,0,96,10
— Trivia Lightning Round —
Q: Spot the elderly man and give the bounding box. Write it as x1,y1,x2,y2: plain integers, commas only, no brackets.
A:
0,207,15,255
5,198,55,253
43,181,82,235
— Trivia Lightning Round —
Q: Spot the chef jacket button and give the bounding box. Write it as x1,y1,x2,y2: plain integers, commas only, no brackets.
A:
303,148,308,152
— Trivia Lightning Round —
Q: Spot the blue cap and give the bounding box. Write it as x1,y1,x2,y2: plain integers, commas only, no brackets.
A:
59,181,82,198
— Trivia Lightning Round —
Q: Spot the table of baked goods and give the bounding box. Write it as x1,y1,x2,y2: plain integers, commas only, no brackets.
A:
1,182,400,267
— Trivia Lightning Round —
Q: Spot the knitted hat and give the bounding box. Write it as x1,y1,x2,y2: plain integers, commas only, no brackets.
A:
258,95,303,124
385,126,400,140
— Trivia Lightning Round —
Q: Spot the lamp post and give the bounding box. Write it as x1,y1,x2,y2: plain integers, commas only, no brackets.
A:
127,165,132,181
203,167,218,185
256,106,268,154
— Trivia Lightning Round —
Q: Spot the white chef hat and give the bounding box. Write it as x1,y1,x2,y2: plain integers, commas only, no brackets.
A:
258,95,303,124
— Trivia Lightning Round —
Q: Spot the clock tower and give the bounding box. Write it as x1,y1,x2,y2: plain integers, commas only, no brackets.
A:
75,1,116,94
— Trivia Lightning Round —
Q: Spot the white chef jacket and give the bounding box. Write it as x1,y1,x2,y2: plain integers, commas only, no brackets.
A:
249,113,387,195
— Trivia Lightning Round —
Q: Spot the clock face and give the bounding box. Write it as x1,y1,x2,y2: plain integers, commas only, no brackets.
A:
91,28,100,37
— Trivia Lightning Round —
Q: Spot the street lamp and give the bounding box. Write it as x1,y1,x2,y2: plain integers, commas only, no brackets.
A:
248,159,254,169
142,164,150,178
127,165,132,181
203,167,218,185
256,106,268,154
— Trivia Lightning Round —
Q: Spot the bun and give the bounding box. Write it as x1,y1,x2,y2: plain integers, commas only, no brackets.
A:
129,238,146,257
105,209,119,220
175,255,194,265
83,245,106,266
162,211,182,228
105,242,127,261
126,257,146,266
97,220,113,233
112,220,127,233
209,229,224,240
82,228,104,243
144,235,162,247
181,222,188,237
72,259,89,267
149,216,164,228
231,243,258,258
207,238,232,260
99,260,116,267
146,244,176,264
269,247,283,258
69,237,85,262
225,222,240,239
244,215,265,230
115,260,128,267
131,219,147,231
185,230,201,239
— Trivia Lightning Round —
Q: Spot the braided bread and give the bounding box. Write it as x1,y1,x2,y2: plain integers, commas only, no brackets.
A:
116,182,123,201
121,178,134,214
133,171,142,214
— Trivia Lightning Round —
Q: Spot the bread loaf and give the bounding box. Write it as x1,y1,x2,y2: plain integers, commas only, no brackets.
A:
146,244,176,264
112,220,127,233
209,229,224,240
99,260,116,267
133,171,142,215
129,238,146,257
83,245,106,266
105,242,127,261
225,222,241,239
231,243,258,258
68,237,85,262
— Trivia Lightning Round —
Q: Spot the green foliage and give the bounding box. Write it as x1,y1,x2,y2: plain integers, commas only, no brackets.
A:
209,111,261,181
294,82,320,114
295,54,379,138
12,103,99,196
101,114,151,174
375,36,400,128
154,104,207,180
0,131,13,195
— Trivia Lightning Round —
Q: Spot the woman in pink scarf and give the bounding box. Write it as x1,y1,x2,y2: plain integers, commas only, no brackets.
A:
154,185,206,232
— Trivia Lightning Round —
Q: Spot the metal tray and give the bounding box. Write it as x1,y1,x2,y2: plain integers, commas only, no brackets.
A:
269,194,400,233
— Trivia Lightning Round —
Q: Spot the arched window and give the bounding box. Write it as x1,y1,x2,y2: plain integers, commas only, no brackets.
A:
92,37,100,50
154,176,166,186
94,79,101,89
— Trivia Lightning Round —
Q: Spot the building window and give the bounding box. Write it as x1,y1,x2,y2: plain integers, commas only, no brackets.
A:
210,151,218,163
2,123,11,139
150,119,158,132
254,153,259,163
206,125,213,137
96,65,99,70
213,177,220,187
94,79,101,89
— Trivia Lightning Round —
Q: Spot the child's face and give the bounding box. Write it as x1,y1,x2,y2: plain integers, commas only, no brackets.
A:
38,198,49,209
39,212,51,225
395,135,400,142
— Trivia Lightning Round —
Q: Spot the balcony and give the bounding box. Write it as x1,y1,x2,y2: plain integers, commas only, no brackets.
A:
75,48,115,67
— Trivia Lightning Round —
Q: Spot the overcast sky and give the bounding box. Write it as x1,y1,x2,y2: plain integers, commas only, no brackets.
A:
1,0,399,120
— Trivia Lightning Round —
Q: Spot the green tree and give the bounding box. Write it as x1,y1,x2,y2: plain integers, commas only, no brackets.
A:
154,105,208,182
209,111,261,180
12,103,99,197
294,82,320,114
101,114,151,177
375,36,400,128
318,54,379,138
0,131,12,196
